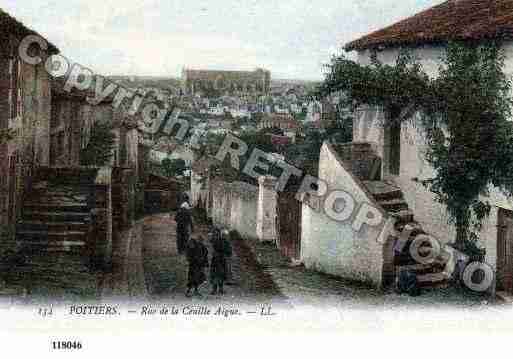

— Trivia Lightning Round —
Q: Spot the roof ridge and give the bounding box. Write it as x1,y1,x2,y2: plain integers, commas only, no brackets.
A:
0,7,59,54
345,0,508,51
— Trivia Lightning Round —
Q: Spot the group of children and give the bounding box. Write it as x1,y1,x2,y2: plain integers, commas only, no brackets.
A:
184,227,234,297
174,194,234,298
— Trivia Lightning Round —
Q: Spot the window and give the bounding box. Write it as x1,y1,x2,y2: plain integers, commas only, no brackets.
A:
58,132,65,157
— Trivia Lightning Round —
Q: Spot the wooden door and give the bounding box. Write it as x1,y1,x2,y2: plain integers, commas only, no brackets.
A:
7,154,17,226
277,191,302,261
389,121,401,176
497,208,513,293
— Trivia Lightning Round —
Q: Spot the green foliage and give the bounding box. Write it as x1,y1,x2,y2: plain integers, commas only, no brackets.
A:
423,42,513,246
294,112,307,123
424,44,513,245
318,49,430,120
284,130,323,176
460,232,486,262
258,127,284,137
80,121,117,167
325,113,353,144
161,158,187,177
0,129,15,144
318,41,513,248
198,129,282,184
193,132,226,159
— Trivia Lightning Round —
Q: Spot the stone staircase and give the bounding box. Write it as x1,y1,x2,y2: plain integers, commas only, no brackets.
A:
17,184,92,255
362,180,452,290
15,167,99,256
10,167,102,298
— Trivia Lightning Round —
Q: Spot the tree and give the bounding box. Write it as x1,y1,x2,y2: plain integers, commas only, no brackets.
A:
323,104,353,144
0,129,14,145
423,42,513,249
258,127,284,137
162,158,187,178
80,121,117,167
294,111,307,123
318,41,513,249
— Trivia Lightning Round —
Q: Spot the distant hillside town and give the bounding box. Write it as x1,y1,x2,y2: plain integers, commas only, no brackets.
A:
108,71,332,176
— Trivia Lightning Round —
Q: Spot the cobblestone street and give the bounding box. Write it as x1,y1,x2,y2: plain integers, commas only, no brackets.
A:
0,212,495,311
140,213,492,310
141,213,288,307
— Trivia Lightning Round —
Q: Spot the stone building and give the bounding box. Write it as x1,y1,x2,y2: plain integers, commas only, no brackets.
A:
0,9,59,242
182,68,271,95
50,79,142,175
302,0,513,294
50,81,112,167
257,113,302,141
0,9,148,274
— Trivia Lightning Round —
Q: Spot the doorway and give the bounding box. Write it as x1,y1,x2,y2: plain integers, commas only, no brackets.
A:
276,191,302,261
497,208,513,293
389,120,401,176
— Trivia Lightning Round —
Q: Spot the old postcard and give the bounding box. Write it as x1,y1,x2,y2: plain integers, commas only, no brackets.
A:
0,0,512,356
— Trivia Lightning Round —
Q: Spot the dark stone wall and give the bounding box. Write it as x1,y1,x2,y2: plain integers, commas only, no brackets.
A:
1,39,53,243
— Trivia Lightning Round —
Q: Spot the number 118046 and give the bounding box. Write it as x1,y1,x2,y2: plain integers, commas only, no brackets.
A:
52,341,82,350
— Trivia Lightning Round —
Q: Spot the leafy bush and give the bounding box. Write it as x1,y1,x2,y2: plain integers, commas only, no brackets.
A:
459,233,486,262
318,41,513,246
161,158,187,177
0,129,15,145
80,122,116,167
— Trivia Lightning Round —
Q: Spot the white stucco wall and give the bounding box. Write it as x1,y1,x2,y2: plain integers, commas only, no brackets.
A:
190,171,209,210
354,42,513,270
301,143,390,286
209,180,258,240
256,176,278,242
230,183,258,240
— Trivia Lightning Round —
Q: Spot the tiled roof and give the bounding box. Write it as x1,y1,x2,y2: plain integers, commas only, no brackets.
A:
0,8,59,54
262,113,302,129
345,0,513,51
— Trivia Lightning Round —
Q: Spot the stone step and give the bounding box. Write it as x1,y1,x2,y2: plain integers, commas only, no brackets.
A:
496,291,513,304
32,184,92,193
16,240,87,254
7,261,97,293
35,167,99,185
417,272,451,285
16,230,88,243
378,198,409,213
24,203,89,213
0,286,27,299
391,210,415,224
14,251,88,266
21,257,91,273
397,262,446,276
362,180,403,201
26,193,89,202
394,221,423,233
22,211,91,223
17,221,90,233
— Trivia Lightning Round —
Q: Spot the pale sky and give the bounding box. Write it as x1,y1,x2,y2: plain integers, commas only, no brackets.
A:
2,0,441,80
